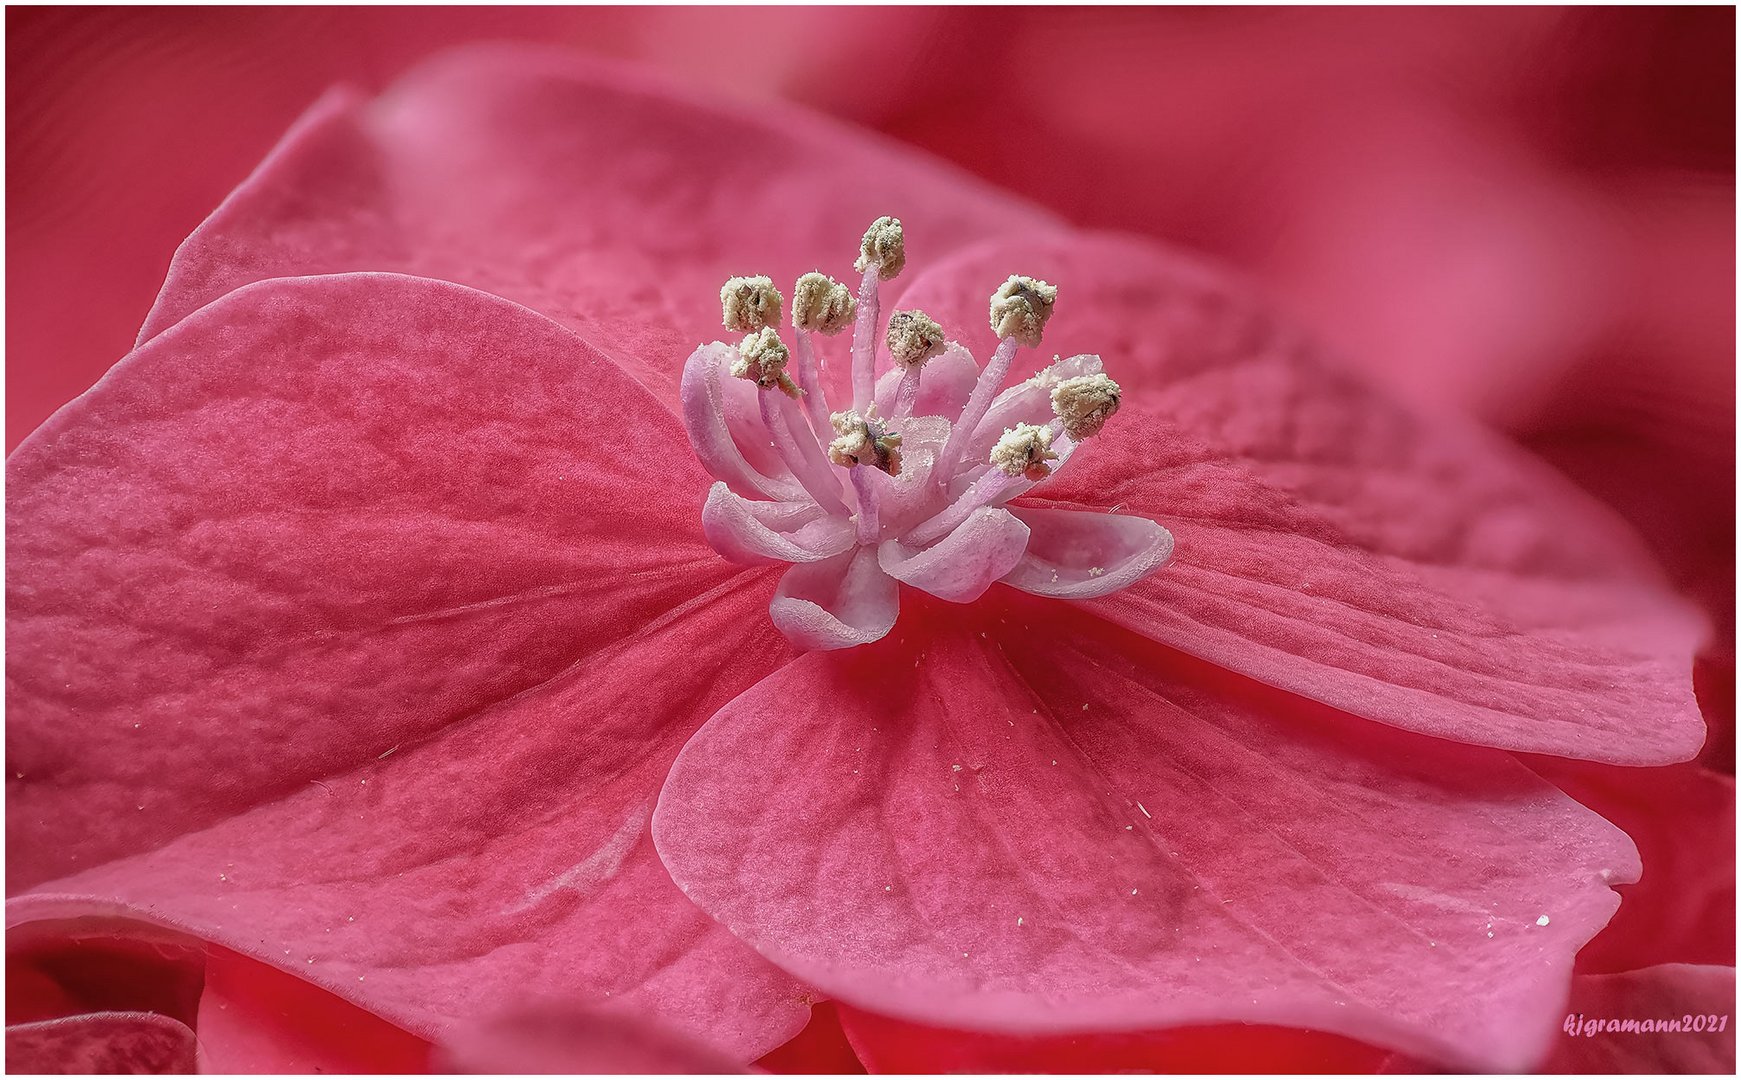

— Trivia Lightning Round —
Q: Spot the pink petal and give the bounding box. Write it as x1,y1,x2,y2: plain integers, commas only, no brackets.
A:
770,547,898,651
434,1003,749,1074
8,275,806,1055
1530,760,1735,974
681,343,805,501
872,342,980,420
754,1002,868,1075
654,596,1641,1071
1001,506,1175,598
702,484,855,565
137,45,1056,405
1542,965,1736,1073
876,508,1030,603
896,232,1705,764
5,1012,197,1074
837,1005,1387,1073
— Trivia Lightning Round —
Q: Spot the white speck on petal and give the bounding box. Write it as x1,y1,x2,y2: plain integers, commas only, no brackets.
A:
1537,914,1551,926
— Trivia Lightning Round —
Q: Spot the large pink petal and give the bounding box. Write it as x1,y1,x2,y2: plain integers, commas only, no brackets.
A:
136,45,1058,406
654,594,1640,1071
5,1012,197,1074
8,274,806,1055
896,232,1705,764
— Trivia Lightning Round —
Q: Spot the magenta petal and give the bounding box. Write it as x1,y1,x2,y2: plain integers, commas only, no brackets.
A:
681,343,805,501
702,483,854,565
1001,506,1174,598
896,232,1705,764
138,45,1056,403
5,1012,197,1074
877,508,1030,603
8,275,808,1055
770,548,898,651
654,600,1640,1071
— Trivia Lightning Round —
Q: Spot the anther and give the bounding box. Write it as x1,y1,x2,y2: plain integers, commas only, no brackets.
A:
989,423,1059,481
854,216,906,280
1050,373,1121,439
793,272,857,335
733,328,801,397
884,311,947,369
827,410,903,475
721,276,784,332
989,276,1057,346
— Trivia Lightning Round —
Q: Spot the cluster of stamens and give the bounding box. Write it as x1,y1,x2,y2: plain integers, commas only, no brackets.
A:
713,215,1123,549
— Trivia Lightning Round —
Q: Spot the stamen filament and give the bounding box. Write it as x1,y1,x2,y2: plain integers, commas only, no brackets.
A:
892,366,922,420
792,329,832,437
933,336,1018,482
760,390,848,515
906,423,1075,546
850,266,880,413
850,466,880,545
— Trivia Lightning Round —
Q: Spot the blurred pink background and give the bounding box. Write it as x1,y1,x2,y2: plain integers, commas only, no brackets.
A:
7,6,1734,747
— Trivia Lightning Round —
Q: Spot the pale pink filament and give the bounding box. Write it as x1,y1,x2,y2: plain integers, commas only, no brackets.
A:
850,266,881,413
759,390,848,516
933,337,1018,482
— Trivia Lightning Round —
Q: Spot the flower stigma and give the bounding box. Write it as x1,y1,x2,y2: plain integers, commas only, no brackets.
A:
685,215,1168,649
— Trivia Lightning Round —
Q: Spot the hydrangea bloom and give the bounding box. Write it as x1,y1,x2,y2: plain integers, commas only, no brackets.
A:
6,46,1715,1071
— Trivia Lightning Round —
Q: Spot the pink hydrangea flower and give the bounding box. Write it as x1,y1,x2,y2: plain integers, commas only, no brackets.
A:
6,47,1714,1071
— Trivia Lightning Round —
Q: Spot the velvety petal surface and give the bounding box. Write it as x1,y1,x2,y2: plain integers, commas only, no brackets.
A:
896,232,1706,764
136,45,1057,406
654,593,1640,1070
5,1012,197,1074
8,275,807,1055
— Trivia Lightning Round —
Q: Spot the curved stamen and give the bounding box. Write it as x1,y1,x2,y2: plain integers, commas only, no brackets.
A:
933,336,1018,481
791,329,833,437
760,390,849,516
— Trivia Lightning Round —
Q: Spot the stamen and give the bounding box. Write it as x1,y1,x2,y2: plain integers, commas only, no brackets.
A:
790,329,833,437
988,275,1057,346
850,217,904,412
721,276,784,332
760,391,849,516
733,328,801,397
792,272,857,336
932,276,1058,482
904,423,1063,547
826,410,903,476
849,467,880,545
1050,373,1121,439
855,216,906,280
989,422,1058,480
885,310,946,419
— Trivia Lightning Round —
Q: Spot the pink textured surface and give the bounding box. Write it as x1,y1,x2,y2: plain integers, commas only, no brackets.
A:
8,276,810,1056
654,594,1640,1071
898,234,1706,764
433,1004,748,1074
5,1012,197,1074
5,43,1722,1072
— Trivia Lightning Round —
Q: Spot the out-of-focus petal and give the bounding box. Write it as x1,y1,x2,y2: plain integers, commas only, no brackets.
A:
654,595,1640,1071
433,1002,749,1074
897,232,1706,764
1542,965,1736,1073
136,45,1058,405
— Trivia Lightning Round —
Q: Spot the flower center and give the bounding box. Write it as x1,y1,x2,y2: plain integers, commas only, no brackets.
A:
682,216,1161,649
